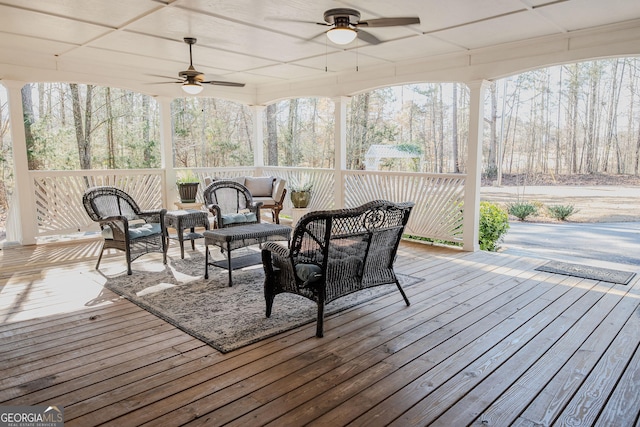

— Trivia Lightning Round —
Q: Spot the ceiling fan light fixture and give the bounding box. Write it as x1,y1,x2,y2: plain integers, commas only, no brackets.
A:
326,27,357,45
182,81,203,95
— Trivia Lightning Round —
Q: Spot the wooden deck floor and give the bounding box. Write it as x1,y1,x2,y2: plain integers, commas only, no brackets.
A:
1,238,640,426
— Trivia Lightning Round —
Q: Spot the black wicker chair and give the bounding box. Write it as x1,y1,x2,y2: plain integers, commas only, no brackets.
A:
83,186,166,275
203,180,263,229
261,200,414,337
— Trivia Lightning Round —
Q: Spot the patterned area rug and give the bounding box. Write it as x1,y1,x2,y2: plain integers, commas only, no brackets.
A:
103,249,422,353
535,260,637,285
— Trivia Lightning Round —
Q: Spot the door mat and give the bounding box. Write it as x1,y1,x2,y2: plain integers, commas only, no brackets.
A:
535,260,636,285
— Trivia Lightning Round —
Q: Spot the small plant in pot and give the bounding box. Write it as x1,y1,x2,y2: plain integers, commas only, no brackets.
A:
176,170,200,203
290,179,312,208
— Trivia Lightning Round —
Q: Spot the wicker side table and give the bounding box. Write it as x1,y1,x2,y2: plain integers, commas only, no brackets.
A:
164,209,210,259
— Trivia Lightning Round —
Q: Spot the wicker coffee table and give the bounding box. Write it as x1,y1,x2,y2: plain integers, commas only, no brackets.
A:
204,223,291,286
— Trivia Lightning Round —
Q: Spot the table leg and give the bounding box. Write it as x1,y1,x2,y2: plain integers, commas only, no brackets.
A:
227,241,233,287
178,226,185,259
190,227,196,251
204,244,209,279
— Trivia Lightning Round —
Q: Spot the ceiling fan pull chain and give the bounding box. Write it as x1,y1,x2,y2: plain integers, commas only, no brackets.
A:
325,37,328,72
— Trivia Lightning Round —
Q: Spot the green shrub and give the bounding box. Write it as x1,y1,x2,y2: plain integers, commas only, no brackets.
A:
479,201,510,251
547,204,579,220
507,201,538,221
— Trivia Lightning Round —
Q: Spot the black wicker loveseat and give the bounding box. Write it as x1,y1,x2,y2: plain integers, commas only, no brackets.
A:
261,199,414,337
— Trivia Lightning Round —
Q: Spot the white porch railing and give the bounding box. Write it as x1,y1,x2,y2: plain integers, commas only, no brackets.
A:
344,171,466,243
29,169,165,236
13,168,465,244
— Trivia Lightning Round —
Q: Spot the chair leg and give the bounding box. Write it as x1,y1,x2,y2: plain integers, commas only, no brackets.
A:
162,235,167,265
263,251,275,317
125,248,132,275
265,285,274,318
204,245,210,280
95,245,105,271
395,280,410,306
316,300,325,338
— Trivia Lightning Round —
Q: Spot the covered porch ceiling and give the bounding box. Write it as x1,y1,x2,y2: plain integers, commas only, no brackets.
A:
1,0,640,104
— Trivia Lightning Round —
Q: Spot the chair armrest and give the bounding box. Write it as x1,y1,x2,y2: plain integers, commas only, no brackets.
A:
138,208,166,224
263,241,290,259
262,242,301,293
97,215,130,240
98,214,128,224
206,204,221,215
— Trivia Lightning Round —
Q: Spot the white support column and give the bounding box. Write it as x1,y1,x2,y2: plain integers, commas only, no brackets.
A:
4,80,37,245
158,97,176,208
251,105,266,175
333,96,348,209
463,80,491,252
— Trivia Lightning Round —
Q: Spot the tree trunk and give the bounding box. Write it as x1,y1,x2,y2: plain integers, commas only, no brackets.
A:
452,83,459,173
70,83,93,170
604,59,624,173
266,103,278,166
488,82,498,176
568,64,580,174
21,85,41,170
636,113,640,175
585,63,601,173
348,93,370,170
142,95,152,166
105,87,116,169
285,99,299,165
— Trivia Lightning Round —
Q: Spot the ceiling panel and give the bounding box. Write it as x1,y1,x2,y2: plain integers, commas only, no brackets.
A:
177,0,335,27
89,31,278,72
241,63,328,81
350,0,526,33
433,10,562,50
0,4,109,46
534,0,640,31
0,0,161,27
0,33,76,57
121,6,337,63
355,34,465,62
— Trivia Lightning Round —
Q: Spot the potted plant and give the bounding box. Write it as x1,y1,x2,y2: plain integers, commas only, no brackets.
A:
289,179,312,208
176,170,200,203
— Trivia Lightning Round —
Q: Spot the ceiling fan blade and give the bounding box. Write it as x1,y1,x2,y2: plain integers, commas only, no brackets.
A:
202,80,246,87
266,16,330,26
147,73,184,82
356,29,382,45
357,17,420,27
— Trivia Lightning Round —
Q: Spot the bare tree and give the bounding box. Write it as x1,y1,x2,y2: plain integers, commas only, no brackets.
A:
347,92,370,170
105,87,116,169
487,82,498,175
69,83,93,169
266,103,278,166
452,83,460,173
21,85,41,170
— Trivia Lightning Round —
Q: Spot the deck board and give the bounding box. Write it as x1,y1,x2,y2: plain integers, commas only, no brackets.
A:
1,237,639,426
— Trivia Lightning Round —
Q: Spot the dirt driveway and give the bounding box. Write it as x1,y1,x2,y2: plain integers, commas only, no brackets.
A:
480,185,640,223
